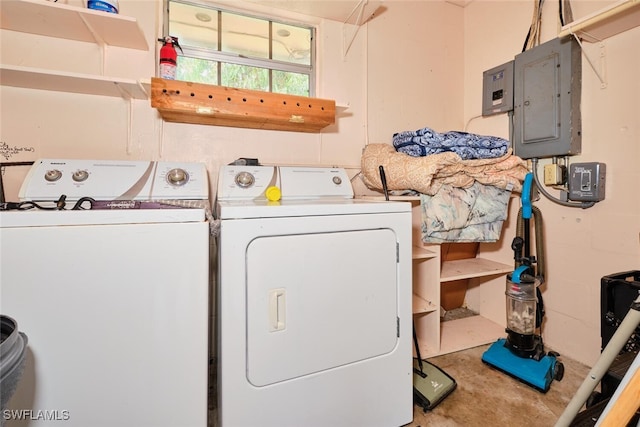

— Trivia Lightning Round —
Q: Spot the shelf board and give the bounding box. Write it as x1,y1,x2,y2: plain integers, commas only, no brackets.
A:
0,64,148,99
151,78,336,133
558,0,640,42
0,0,148,50
428,315,504,357
441,257,512,283
412,245,438,260
412,293,438,315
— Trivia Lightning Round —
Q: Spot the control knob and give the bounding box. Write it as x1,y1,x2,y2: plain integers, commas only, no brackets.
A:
44,169,62,182
166,168,189,186
72,170,89,182
235,171,255,188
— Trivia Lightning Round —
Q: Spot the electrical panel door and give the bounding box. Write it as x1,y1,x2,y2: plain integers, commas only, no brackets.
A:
482,60,514,116
513,37,582,159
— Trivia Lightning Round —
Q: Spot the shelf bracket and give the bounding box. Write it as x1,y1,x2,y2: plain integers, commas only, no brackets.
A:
79,13,108,74
570,33,607,89
126,98,134,155
342,0,371,58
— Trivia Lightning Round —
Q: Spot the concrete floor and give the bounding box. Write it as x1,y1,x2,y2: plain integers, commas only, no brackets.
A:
406,343,592,427
210,342,594,427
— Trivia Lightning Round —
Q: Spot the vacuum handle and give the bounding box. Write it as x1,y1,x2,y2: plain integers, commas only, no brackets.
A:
413,321,425,374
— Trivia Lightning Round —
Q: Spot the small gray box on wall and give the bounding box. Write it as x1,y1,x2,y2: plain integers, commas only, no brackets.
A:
513,37,582,159
482,61,514,116
568,162,606,202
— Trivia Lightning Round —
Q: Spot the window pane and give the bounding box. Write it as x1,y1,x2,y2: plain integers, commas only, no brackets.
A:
177,57,218,85
272,71,309,97
272,22,312,66
221,63,268,91
169,2,217,50
167,1,314,96
221,11,269,59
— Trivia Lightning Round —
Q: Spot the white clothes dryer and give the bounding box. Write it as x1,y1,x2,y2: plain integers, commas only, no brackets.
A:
215,165,413,427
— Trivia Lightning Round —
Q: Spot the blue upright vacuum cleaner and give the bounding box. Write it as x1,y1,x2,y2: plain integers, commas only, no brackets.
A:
481,173,564,393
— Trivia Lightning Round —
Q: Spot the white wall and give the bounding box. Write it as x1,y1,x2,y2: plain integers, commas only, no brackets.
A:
0,0,372,199
462,0,640,366
1,0,638,366
367,0,465,138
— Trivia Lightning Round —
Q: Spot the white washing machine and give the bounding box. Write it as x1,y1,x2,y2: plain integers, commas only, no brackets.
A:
0,159,211,427
215,165,413,427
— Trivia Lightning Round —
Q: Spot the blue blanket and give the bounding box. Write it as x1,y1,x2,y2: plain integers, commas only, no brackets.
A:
393,127,509,160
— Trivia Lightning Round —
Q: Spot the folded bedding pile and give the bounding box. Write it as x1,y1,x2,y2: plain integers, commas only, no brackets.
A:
361,142,529,243
361,143,528,196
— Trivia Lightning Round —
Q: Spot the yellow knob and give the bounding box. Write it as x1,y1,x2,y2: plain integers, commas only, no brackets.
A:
266,186,281,202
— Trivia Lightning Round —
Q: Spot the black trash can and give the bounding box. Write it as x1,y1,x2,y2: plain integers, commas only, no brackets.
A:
600,270,640,399
0,315,28,412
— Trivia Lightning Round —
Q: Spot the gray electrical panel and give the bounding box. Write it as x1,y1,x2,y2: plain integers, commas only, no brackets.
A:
482,61,514,116
513,37,582,159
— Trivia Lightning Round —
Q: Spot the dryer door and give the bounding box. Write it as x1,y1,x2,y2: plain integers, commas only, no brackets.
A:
246,228,398,387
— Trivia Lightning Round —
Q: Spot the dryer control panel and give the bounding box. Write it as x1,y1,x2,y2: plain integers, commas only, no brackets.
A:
217,166,353,200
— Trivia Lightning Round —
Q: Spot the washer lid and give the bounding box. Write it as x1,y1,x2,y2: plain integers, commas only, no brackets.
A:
0,208,206,228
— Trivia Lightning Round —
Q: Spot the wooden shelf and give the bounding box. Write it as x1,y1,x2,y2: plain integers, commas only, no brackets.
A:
0,0,148,50
412,293,438,315
150,78,336,133
434,315,504,356
412,246,438,260
441,257,512,283
0,64,148,99
558,0,640,42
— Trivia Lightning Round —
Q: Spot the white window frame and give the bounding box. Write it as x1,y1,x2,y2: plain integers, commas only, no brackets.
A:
163,0,317,97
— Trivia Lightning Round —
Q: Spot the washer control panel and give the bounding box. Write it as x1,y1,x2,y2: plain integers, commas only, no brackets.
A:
217,166,353,200
19,159,209,201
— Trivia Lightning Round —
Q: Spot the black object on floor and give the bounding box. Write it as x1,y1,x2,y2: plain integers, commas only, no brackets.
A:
571,271,640,425
570,396,640,427
600,271,640,400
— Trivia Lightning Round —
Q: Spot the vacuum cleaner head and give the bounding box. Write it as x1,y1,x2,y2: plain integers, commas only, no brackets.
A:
482,338,563,393
413,359,457,411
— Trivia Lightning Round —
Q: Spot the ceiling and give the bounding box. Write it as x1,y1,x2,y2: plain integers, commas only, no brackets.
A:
244,0,385,24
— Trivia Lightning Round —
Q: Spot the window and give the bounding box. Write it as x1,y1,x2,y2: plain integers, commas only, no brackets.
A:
165,1,315,97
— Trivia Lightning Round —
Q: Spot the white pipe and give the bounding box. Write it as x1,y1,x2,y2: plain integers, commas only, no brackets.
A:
555,295,640,426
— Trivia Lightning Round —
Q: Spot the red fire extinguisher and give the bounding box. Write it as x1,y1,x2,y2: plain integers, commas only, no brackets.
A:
158,36,183,80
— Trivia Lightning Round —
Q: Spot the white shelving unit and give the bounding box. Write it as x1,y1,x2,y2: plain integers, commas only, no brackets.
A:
361,195,513,357
412,245,439,316
0,0,149,99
